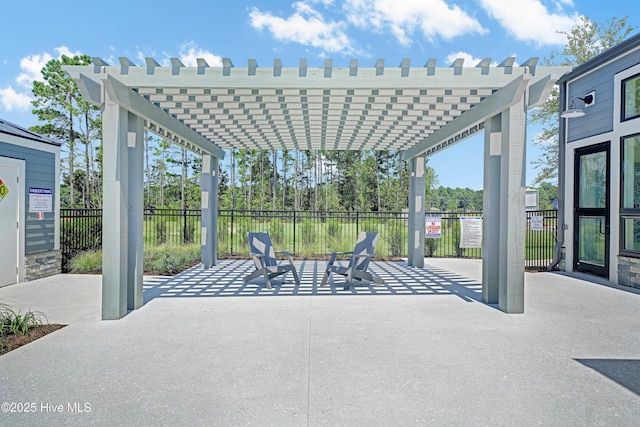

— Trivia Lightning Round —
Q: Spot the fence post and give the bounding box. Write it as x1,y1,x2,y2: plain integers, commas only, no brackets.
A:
356,211,359,235
293,210,297,254
182,207,187,244
230,209,234,254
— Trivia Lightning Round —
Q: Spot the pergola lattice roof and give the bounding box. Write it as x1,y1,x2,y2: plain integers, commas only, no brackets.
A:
65,57,568,159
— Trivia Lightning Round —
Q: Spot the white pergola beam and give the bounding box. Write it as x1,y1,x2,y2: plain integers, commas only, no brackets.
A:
402,74,531,160
102,74,225,159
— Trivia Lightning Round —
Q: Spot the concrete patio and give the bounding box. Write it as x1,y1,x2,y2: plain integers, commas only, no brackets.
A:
1,258,639,426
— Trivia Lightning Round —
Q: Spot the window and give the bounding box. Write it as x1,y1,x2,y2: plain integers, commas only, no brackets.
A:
620,134,640,254
622,74,640,121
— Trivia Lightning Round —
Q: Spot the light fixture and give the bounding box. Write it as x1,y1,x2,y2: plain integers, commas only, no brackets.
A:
561,92,595,118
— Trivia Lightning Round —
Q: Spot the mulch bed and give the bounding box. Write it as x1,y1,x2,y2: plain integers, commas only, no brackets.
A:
0,324,66,356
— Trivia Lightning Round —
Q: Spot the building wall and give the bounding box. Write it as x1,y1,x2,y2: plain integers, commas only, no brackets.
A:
566,49,640,142
0,141,57,253
562,45,640,287
0,133,61,282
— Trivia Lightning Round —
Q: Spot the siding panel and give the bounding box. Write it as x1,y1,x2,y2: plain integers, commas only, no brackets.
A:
0,140,56,254
568,54,640,142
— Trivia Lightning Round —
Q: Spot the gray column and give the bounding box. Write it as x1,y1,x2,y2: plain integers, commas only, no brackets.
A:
498,99,527,313
127,114,144,310
407,156,426,267
482,115,501,305
201,154,219,268
102,97,143,319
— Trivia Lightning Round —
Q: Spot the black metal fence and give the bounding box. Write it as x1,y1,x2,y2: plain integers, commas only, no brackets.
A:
60,208,557,271
60,208,102,272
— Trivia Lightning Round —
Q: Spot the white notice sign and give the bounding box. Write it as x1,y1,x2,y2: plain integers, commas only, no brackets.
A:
29,187,52,213
531,215,544,231
460,216,483,248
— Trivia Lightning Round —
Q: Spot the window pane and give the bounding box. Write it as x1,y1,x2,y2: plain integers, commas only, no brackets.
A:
622,134,640,209
578,216,606,266
623,218,640,252
623,75,640,120
579,151,607,208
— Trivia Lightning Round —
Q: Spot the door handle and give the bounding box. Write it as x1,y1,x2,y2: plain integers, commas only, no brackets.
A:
599,218,609,235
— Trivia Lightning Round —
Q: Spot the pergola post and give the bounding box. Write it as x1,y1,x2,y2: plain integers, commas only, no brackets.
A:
407,156,426,267
201,154,219,268
497,99,527,313
102,96,144,320
482,115,501,304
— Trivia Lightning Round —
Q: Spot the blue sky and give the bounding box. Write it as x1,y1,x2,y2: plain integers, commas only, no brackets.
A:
0,0,638,189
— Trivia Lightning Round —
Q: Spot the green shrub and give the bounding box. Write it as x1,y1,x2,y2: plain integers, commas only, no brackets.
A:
0,304,46,336
69,250,102,273
67,244,201,276
143,244,201,275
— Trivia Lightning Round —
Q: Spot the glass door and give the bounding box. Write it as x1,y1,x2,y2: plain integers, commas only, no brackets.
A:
573,143,610,277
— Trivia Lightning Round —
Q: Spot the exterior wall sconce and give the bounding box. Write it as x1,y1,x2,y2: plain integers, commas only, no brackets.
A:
561,91,595,118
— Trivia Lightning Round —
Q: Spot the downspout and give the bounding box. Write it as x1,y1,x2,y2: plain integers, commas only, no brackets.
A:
548,80,568,271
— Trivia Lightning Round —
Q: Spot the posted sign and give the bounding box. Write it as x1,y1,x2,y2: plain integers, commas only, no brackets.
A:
425,215,442,238
530,215,544,231
460,216,483,248
0,178,8,201
29,187,53,213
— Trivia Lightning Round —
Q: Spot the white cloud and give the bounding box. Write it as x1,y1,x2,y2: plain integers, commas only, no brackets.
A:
0,86,32,111
16,52,53,88
445,52,503,67
2,45,82,112
132,44,223,68
15,46,82,88
343,0,487,45
479,0,580,46
249,2,354,54
178,42,223,67
55,46,81,59
446,52,481,67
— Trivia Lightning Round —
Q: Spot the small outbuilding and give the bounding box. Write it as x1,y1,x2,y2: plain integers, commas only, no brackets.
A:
557,33,640,288
0,119,61,287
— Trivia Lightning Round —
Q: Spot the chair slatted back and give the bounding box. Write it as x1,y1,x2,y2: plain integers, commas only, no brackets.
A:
350,232,378,271
248,232,277,268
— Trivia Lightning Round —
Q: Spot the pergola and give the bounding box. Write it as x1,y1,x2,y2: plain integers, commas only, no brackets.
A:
64,57,569,319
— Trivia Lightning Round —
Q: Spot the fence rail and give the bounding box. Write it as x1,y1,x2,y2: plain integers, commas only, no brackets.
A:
60,208,557,272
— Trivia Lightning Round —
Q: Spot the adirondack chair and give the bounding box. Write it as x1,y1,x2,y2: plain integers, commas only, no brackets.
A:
321,231,384,290
244,232,300,289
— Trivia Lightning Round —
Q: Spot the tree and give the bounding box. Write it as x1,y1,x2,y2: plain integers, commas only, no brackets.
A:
31,54,100,208
531,16,636,185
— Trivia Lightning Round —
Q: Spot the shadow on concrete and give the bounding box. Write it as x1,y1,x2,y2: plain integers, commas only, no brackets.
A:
143,260,482,304
575,359,640,396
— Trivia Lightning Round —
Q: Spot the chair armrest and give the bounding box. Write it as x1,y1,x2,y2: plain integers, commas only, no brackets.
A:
249,252,265,258
327,251,354,256
351,254,372,259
